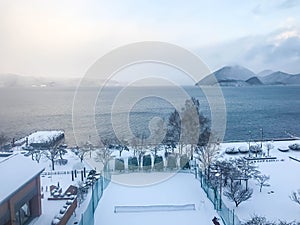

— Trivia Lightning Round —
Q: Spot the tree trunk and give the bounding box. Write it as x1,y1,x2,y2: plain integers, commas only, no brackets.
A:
51,159,55,170
190,144,194,160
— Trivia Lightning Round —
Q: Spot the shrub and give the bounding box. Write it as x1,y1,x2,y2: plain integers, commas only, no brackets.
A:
115,158,125,172
154,156,164,170
167,155,177,170
128,156,138,171
52,218,60,225
243,215,274,225
59,208,66,214
143,155,152,171
180,155,190,169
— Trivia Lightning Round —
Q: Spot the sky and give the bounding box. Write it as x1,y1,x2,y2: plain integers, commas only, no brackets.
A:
0,0,300,84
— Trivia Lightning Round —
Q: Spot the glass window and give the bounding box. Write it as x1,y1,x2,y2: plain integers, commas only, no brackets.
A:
15,202,31,225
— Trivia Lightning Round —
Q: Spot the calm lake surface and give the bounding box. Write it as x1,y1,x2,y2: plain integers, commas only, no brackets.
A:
0,86,299,145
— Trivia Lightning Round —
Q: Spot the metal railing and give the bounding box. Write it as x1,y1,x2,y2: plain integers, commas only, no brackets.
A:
78,169,111,225
196,170,242,225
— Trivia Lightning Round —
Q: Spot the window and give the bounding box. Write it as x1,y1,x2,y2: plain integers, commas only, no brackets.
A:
15,202,31,225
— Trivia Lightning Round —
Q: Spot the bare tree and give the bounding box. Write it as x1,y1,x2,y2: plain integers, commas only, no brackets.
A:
130,136,139,156
95,148,113,171
255,174,270,192
95,139,114,171
43,138,62,170
76,140,95,162
278,221,300,225
34,150,42,163
27,149,42,163
44,148,59,171
77,146,91,163
213,160,236,187
196,143,219,180
264,142,274,157
224,182,253,207
290,190,300,206
234,157,260,190
151,118,166,147
243,215,275,225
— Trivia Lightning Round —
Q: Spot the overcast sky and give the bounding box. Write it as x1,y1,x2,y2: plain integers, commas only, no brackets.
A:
0,0,300,82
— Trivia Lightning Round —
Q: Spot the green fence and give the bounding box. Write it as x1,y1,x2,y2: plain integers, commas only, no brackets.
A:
197,170,242,225
78,169,111,225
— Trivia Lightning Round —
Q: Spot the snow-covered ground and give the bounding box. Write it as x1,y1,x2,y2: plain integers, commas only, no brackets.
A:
8,132,300,224
218,140,300,223
94,172,223,225
24,150,93,225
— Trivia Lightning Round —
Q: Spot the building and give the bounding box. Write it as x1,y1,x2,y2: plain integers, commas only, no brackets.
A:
0,154,44,225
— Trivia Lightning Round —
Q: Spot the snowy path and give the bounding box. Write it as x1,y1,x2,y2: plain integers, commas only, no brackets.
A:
94,172,222,225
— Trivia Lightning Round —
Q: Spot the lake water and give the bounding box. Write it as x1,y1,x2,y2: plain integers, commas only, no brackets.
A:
0,86,299,145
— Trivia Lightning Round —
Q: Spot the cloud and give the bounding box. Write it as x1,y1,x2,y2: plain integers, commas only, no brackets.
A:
279,0,300,9
252,0,300,15
198,27,300,74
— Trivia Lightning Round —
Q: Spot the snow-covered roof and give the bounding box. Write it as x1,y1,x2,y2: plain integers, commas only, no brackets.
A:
27,130,64,144
15,130,64,145
0,154,45,204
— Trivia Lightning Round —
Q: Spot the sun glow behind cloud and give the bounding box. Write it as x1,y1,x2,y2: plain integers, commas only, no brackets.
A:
0,0,300,80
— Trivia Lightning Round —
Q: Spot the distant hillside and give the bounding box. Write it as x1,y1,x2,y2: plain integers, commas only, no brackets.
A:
0,74,56,88
286,74,300,84
196,65,256,86
257,70,274,77
260,71,300,85
245,77,263,85
0,74,120,88
196,66,300,86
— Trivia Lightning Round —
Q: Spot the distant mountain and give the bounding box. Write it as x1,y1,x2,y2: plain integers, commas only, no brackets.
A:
286,74,300,84
0,74,56,88
0,74,120,88
196,66,300,86
196,65,256,86
245,77,263,85
257,70,274,77
260,71,300,85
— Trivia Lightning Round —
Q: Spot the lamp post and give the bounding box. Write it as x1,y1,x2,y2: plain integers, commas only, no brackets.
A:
260,128,264,148
215,172,222,210
248,131,252,157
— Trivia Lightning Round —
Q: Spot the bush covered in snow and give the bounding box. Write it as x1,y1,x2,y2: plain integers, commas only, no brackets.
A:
180,155,190,169
55,213,64,220
143,155,152,171
243,215,300,225
52,218,60,225
289,143,300,151
115,158,125,172
66,199,73,205
167,155,177,170
154,155,164,170
59,208,66,214
128,156,138,171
